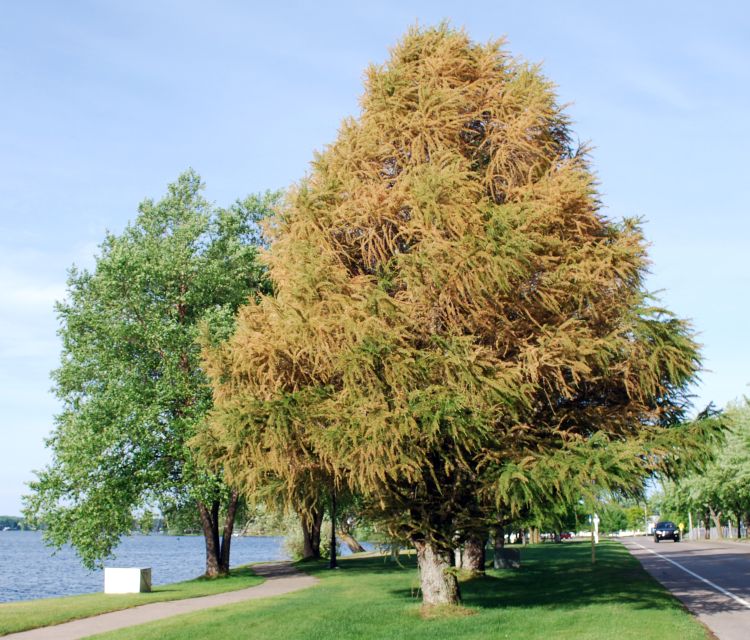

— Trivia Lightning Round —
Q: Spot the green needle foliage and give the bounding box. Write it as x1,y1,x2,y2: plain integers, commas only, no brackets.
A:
200,25,716,603
24,171,276,575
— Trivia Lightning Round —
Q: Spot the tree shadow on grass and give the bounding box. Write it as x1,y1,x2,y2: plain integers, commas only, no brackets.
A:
297,554,418,577
383,542,689,613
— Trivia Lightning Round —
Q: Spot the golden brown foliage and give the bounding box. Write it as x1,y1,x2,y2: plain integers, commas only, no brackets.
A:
197,25,705,545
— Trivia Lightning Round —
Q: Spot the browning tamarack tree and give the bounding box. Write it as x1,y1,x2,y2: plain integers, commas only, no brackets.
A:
201,25,714,604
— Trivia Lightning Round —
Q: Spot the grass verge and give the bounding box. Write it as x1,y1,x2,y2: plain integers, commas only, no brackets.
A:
0,565,263,636
87,541,709,640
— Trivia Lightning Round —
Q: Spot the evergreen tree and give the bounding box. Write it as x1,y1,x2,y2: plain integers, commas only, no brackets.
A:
201,26,714,604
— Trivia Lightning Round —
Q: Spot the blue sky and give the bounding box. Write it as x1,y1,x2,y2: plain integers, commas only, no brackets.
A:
1,1,748,515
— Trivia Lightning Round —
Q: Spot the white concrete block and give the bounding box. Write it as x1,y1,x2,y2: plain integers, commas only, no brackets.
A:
104,567,152,594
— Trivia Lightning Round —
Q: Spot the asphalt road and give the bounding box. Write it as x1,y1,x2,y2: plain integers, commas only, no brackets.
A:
621,536,750,639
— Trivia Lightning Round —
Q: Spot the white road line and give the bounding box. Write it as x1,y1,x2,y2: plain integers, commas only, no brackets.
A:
631,540,750,610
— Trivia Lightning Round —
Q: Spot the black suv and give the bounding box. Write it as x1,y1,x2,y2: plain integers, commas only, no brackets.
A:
653,521,680,543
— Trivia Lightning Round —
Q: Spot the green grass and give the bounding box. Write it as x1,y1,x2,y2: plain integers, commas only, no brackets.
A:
0,565,263,636
87,541,709,640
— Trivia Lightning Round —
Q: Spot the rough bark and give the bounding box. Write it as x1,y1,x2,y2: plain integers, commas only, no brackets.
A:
219,491,240,573
197,492,238,577
461,532,486,574
415,540,461,606
198,500,221,577
300,507,324,559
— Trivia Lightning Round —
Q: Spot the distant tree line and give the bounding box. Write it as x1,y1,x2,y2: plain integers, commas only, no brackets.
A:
660,402,750,538
0,516,33,530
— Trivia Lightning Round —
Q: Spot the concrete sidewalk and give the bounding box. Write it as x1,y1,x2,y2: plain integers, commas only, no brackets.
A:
4,562,318,640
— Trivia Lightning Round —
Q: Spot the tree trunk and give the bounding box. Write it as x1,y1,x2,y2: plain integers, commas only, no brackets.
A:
218,491,240,574
301,521,314,559
338,512,365,553
197,493,239,578
338,531,366,553
198,500,221,577
710,507,723,539
329,488,338,569
461,532,486,574
415,540,460,606
492,526,504,569
300,507,324,559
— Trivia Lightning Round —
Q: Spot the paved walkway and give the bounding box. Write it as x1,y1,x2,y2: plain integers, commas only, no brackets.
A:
5,562,318,640
622,536,750,640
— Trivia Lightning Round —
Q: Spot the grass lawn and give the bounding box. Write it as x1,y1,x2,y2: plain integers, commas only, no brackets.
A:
87,541,709,640
0,565,263,636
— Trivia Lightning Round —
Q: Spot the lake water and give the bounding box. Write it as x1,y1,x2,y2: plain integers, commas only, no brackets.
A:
0,531,289,603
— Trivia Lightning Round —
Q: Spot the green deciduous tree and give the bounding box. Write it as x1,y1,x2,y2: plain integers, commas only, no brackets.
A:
24,170,276,575
663,403,750,538
200,25,715,604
